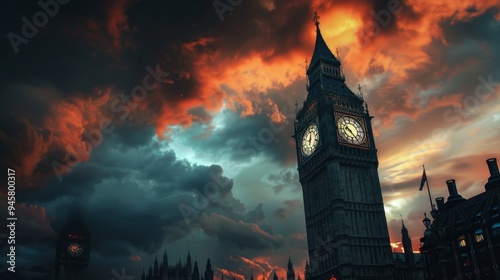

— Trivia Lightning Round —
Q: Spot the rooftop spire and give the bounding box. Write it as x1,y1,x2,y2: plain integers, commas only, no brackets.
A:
401,215,409,235
313,12,320,28
308,12,340,73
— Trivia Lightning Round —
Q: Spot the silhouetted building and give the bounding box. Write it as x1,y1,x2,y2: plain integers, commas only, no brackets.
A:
141,250,213,280
305,259,312,280
393,221,425,279
294,12,392,280
55,214,91,280
420,158,500,279
287,257,296,280
204,258,214,280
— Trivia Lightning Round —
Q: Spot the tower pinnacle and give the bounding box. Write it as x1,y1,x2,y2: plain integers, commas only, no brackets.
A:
313,12,320,27
401,216,415,265
307,11,341,78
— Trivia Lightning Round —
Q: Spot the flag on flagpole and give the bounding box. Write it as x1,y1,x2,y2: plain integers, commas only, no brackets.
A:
419,166,427,191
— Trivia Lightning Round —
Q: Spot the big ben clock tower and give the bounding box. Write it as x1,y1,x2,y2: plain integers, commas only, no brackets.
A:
294,13,393,280
55,213,91,280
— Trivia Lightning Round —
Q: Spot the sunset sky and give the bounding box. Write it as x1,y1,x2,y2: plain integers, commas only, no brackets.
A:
1,0,500,279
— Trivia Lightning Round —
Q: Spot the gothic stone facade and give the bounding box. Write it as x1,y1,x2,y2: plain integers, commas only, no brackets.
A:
295,15,393,280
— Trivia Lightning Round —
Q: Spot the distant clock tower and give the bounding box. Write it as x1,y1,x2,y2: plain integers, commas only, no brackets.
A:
293,13,393,280
55,215,91,280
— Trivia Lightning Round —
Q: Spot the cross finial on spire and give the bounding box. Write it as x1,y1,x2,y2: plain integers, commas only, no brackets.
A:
313,12,320,27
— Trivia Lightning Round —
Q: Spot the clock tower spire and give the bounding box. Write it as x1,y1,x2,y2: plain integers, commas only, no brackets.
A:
293,12,393,280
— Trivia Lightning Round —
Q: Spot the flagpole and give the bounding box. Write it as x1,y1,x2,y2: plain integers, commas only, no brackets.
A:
424,165,434,210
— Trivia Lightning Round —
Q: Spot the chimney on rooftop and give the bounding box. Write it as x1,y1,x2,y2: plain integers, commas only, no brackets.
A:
444,179,466,209
435,197,445,212
485,158,500,191
446,179,458,196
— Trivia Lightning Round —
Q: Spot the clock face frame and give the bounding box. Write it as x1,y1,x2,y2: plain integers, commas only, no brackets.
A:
301,124,319,156
337,115,366,145
67,243,83,257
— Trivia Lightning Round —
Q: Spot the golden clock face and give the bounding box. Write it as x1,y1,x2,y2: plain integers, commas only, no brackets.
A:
67,243,83,257
337,116,365,145
301,124,319,156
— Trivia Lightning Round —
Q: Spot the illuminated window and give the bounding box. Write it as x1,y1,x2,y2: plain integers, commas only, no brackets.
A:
457,236,467,248
458,239,467,247
475,229,484,242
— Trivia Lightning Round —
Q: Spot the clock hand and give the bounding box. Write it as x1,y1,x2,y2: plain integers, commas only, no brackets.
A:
345,126,355,137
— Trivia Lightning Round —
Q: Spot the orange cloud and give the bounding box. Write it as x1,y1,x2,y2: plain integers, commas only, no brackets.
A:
47,91,110,161
238,256,304,280
5,88,111,188
219,268,245,280
145,0,500,141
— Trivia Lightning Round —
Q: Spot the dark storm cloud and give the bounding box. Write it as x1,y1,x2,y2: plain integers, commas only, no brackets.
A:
4,130,283,278
2,0,314,93
273,207,288,219
0,0,318,186
111,122,157,149
407,8,500,92
364,8,500,167
171,79,308,169
268,169,300,194
360,0,408,34
272,200,301,220
379,8,499,109
177,104,296,165
201,213,283,250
